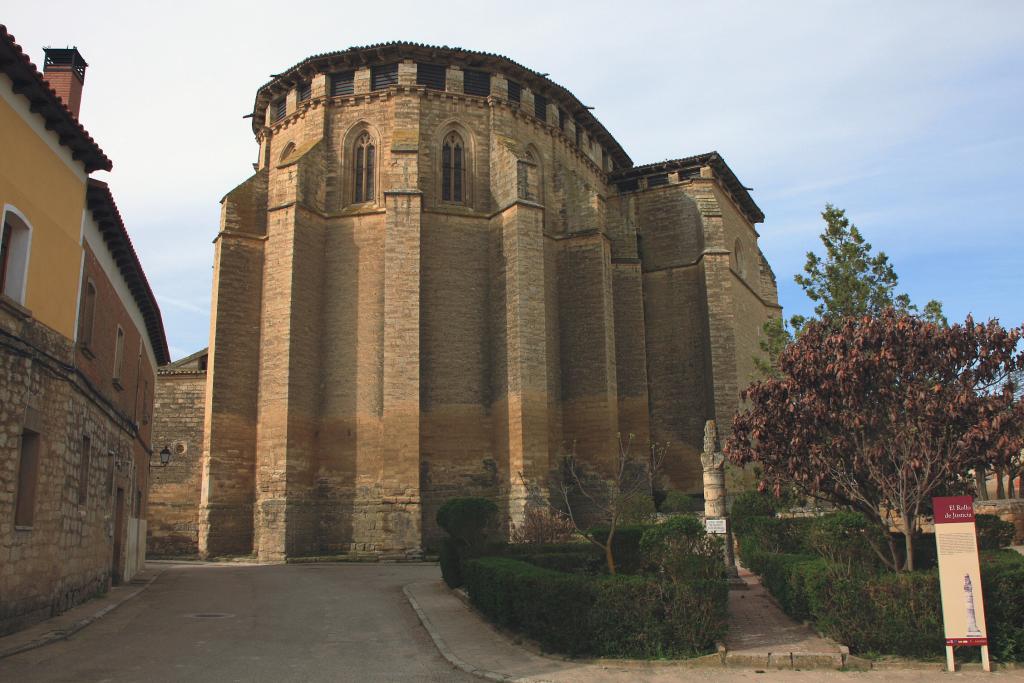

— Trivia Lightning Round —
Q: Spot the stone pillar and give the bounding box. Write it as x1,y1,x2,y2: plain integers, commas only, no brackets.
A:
492,201,550,528
198,171,267,559
701,419,735,572
378,94,423,555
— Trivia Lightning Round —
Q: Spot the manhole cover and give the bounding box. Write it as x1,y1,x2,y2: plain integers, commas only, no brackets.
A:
187,613,233,619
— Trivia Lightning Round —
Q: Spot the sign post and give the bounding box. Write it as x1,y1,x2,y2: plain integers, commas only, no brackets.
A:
932,495,990,672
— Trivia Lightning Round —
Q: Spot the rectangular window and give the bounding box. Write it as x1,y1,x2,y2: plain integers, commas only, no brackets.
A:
602,150,609,172
534,94,548,122
79,435,91,505
330,71,354,97
113,326,125,386
463,69,491,97
617,178,639,193
274,98,287,122
79,280,96,348
416,63,446,91
647,173,669,187
558,109,566,131
298,81,311,102
15,429,40,527
371,63,399,91
506,80,521,104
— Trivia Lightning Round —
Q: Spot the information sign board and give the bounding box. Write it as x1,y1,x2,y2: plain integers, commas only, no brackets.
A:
705,517,727,534
933,495,990,672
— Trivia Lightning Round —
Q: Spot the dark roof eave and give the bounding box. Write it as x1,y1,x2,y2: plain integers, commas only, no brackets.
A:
610,151,765,224
0,25,112,173
85,180,170,365
251,42,632,170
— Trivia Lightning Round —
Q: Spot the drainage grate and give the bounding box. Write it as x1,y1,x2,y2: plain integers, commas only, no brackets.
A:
187,612,233,619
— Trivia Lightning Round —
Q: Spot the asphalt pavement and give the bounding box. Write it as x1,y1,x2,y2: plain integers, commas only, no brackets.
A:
0,562,475,683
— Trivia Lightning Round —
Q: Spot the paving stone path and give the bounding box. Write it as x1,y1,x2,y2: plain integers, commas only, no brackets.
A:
724,564,844,658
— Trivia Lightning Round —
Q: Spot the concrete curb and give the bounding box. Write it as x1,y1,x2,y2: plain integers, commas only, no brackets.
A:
0,567,165,660
403,584,531,682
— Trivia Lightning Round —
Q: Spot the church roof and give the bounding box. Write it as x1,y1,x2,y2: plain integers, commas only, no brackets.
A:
252,42,633,170
610,151,765,224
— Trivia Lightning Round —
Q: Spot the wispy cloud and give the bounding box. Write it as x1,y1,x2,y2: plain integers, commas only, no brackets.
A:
157,295,209,316
5,0,1023,346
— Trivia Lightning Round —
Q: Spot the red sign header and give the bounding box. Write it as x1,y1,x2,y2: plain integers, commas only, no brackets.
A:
934,495,975,525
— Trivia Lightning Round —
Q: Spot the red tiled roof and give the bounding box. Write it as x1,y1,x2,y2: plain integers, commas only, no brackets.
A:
86,179,169,365
0,25,111,173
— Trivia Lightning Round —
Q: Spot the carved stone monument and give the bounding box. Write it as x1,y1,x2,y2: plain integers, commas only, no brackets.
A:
701,419,736,572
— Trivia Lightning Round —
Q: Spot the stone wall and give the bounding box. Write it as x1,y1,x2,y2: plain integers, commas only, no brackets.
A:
147,365,206,556
0,297,148,635
975,498,1024,545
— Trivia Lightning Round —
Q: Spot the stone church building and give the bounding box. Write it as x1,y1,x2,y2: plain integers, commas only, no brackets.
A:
150,43,780,561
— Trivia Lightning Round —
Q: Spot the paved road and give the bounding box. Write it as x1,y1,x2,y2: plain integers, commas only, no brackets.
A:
0,562,476,683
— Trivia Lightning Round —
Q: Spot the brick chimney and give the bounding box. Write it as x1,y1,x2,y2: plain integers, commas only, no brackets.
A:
42,47,87,118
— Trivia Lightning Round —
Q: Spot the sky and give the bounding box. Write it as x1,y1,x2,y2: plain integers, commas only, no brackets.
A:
6,1,1024,360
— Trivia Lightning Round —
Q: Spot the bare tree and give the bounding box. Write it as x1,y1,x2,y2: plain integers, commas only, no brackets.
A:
548,434,666,575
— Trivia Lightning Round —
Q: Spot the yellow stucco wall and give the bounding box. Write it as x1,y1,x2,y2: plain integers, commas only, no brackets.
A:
0,92,87,339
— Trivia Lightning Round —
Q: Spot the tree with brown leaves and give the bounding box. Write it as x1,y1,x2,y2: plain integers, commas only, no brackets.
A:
727,309,1024,571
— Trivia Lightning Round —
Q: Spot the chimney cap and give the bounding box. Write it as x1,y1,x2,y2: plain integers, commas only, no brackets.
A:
43,46,87,80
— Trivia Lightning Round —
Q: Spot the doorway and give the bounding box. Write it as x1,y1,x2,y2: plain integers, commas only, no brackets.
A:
112,487,125,584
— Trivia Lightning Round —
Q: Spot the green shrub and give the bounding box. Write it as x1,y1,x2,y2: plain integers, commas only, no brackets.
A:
620,493,658,524
976,514,1016,551
738,546,1024,661
659,491,705,514
731,489,777,522
436,497,500,588
640,515,723,582
981,551,1024,661
436,497,499,551
463,556,726,658
588,525,650,574
519,551,601,574
735,516,813,558
439,537,464,588
807,511,886,570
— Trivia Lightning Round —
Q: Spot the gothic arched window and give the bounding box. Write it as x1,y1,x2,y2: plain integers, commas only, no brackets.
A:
441,132,465,203
354,132,376,203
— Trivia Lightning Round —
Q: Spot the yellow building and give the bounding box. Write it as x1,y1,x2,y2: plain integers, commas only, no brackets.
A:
0,25,168,636
0,39,109,336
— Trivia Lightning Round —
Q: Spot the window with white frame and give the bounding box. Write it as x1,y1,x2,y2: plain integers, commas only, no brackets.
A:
0,209,32,305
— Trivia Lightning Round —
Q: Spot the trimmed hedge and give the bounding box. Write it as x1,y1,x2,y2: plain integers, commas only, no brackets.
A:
517,551,601,574
437,497,500,588
439,537,463,588
588,525,650,574
736,513,1024,660
660,491,705,514
436,497,498,549
463,556,727,658
977,514,1016,551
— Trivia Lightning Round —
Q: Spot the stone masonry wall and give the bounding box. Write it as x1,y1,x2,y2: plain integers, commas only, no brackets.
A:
0,298,148,635
190,49,779,557
148,369,206,557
